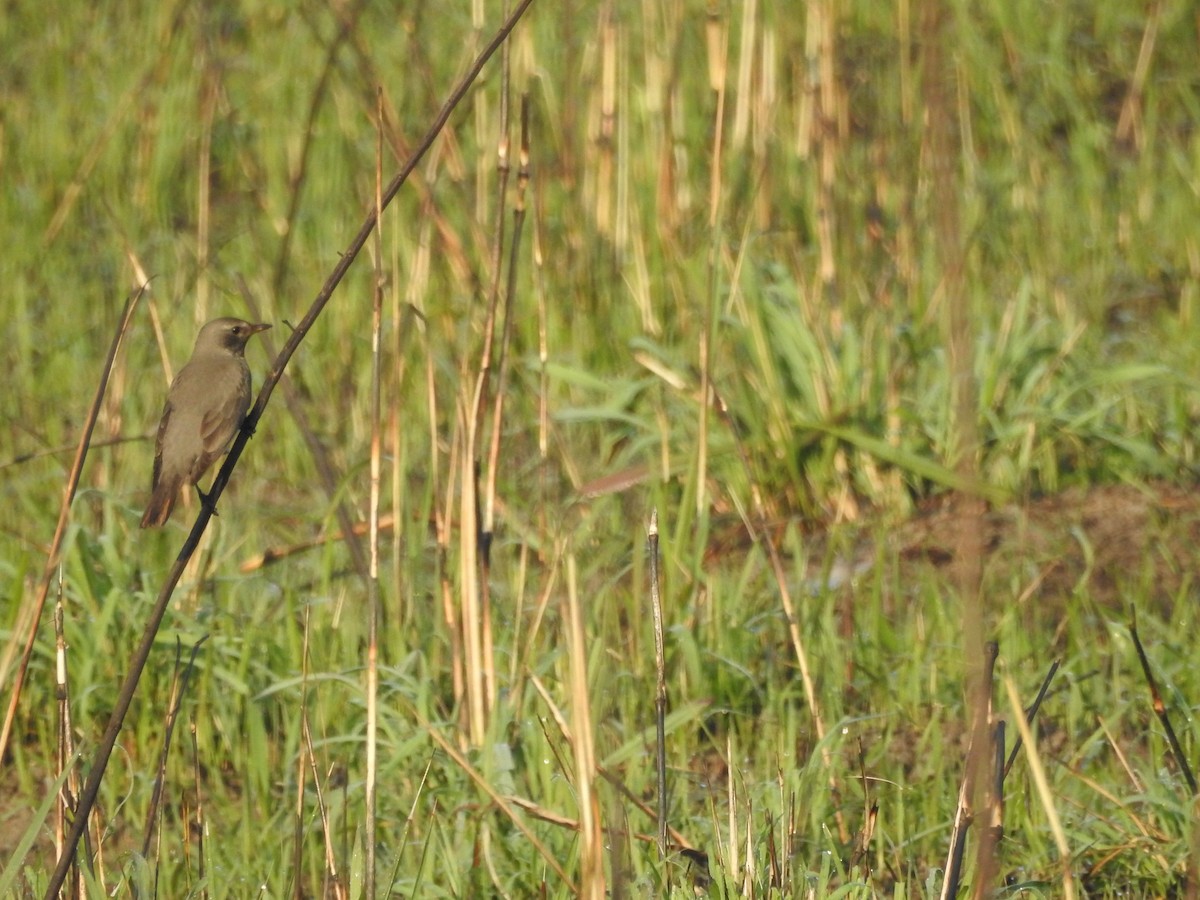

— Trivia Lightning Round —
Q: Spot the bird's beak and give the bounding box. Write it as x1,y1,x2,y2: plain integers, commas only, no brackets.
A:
249,323,272,335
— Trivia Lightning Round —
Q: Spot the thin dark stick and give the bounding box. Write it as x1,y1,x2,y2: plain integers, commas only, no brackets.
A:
482,83,524,525
190,717,208,900
943,792,969,900
477,90,529,727
1004,658,1059,779
474,1,514,551
990,719,1005,849
43,4,535,894
141,636,208,858
648,510,668,860
0,434,142,472
486,94,530,507
1131,618,1198,795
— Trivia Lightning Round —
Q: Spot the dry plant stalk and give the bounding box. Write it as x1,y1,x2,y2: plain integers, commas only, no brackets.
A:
1004,676,1077,899
52,594,86,898
189,719,208,899
564,555,605,898
438,408,466,734
940,641,999,900
1130,620,1198,795
457,55,530,751
1114,0,1163,149
456,399,487,743
647,510,669,859
479,92,531,725
801,0,841,289
592,3,617,240
455,118,508,747
362,85,387,900
918,0,991,892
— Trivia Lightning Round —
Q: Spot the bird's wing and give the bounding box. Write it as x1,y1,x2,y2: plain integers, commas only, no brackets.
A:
198,375,250,457
150,398,173,488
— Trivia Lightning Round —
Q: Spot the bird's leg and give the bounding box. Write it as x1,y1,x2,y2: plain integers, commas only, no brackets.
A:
196,485,220,517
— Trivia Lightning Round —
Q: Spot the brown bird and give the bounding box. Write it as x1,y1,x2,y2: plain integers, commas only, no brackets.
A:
140,317,271,528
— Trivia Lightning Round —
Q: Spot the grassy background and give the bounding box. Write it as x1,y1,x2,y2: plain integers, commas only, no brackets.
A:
3,0,1200,896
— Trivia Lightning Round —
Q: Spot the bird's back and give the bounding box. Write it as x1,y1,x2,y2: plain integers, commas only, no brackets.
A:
158,351,252,485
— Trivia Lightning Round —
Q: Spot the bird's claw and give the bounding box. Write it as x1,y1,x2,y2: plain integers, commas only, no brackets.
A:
196,487,221,517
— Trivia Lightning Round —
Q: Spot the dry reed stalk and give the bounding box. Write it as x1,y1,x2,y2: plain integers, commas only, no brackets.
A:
594,3,617,240
647,511,668,859
456,33,525,752
731,0,755,152
479,92,533,736
189,719,209,900
438,404,466,737
456,397,486,744
1115,0,1163,150
916,0,992,893
800,0,842,290
362,87,387,900
1004,676,1076,899
53,594,86,898
564,554,605,898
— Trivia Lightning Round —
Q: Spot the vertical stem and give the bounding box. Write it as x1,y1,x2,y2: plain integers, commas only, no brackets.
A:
363,86,386,900
565,555,604,897
921,0,990,892
805,0,839,291
648,510,668,860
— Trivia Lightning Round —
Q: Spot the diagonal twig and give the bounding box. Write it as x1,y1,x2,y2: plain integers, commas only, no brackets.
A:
1131,615,1198,795
1004,658,1060,779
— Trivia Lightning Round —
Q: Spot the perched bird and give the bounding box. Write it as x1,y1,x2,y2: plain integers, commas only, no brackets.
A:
140,317,271,528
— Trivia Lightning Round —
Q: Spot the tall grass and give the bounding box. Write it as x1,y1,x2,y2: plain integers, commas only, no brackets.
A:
3,0,1200,896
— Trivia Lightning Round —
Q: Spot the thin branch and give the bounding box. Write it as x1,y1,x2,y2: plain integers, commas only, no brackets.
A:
1131,617,1198,795
141,636,208,859
1004,658,1060,779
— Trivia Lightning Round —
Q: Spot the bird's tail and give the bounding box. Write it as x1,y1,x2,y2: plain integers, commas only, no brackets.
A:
140,476,181,528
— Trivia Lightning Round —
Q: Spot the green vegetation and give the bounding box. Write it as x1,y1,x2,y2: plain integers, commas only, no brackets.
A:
3,0,1200,896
